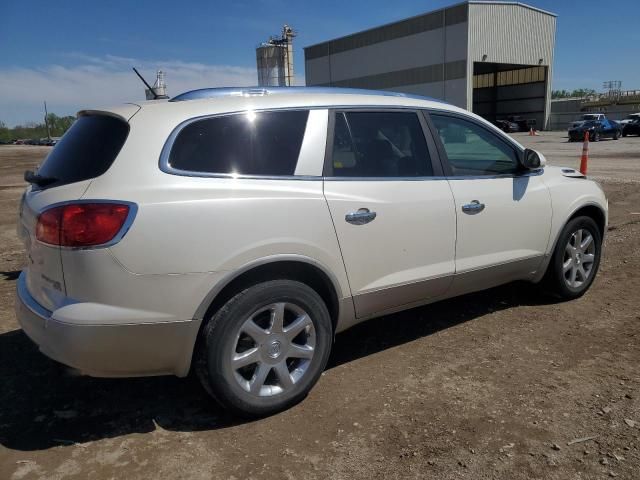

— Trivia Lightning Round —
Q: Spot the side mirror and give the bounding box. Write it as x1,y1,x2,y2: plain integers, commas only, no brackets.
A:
522,148,546,169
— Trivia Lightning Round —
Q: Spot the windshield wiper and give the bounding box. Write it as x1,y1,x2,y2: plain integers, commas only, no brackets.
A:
24,170,57,187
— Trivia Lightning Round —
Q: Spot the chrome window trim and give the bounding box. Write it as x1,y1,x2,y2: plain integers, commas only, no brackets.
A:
321,170,543,181
159,105,442,180
32,199,139,251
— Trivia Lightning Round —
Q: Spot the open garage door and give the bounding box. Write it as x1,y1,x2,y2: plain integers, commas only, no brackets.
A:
472,63,548,130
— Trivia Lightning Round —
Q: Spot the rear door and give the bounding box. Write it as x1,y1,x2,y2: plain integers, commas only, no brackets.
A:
323,110,456,318
19,113,130,311
426,112,551,290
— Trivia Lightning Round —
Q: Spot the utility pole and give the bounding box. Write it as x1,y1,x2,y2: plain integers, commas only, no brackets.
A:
43,101,51,141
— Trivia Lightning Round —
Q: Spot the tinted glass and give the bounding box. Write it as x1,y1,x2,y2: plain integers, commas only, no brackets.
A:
331,111,432,177
36,115,129,189
431,114,519,175
169,110,309,176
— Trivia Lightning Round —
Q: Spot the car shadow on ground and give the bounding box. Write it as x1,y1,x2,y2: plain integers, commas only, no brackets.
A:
0,280,560,452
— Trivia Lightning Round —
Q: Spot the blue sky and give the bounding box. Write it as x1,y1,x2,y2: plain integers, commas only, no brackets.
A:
1,0,639,125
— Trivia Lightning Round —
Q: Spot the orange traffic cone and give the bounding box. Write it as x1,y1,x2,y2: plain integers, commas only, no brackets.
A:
579,130,589,175
528,127,539,136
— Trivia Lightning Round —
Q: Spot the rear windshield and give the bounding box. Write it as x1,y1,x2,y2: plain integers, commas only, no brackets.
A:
167,110,309,176
35,114,129,189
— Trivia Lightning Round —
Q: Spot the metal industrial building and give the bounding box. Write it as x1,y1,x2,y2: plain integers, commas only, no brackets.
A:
304,1,556,129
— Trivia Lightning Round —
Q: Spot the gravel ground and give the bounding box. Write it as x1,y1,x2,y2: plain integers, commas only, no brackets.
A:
0,139,639,480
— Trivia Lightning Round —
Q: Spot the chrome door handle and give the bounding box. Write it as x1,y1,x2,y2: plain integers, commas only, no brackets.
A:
461,200,485,214
345,208,377,225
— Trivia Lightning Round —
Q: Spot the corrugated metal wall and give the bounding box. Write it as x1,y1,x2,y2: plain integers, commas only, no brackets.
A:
467,2,556,127
303,3,469,108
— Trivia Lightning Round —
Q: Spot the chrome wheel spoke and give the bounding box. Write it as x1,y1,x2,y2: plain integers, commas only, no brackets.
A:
283,314,312,341
580,233,593,251
274,362,293,388
232,347,260,369
563,258,573,273
249,363,271,394
270,302,286,333
569,265,578,286
575,229,583,248
241,319,269,344
582,253,595,265
288,343,314,359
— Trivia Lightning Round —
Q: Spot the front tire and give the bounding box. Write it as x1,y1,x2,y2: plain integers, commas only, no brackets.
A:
592,132,600,142
196,280,333,417
543,216,602,299
614,130,621,140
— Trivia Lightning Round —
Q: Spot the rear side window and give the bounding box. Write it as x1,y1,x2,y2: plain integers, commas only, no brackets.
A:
330,111,433,177
36,115,129,189
168,110,309,176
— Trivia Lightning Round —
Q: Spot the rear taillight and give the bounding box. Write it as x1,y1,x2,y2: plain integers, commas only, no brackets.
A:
36,203,131,247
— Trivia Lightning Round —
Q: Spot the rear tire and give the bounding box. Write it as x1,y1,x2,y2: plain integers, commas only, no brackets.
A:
543,216,602,299
614,130,621,140
592,132,600,142
196,280,333,417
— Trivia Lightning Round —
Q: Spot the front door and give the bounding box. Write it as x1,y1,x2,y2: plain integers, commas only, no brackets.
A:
323,110,457,318
428,112,552,290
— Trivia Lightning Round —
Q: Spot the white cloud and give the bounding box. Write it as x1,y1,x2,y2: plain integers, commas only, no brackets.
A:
0,55,259,126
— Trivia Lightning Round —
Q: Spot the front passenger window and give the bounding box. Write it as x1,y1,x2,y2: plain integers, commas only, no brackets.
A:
430,114,520,176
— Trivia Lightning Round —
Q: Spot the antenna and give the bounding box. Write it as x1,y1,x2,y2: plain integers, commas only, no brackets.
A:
132,67,159,99
43,101,51,141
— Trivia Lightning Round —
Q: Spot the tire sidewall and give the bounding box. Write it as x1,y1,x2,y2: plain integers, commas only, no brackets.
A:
202,280,332,416
550,216,602,298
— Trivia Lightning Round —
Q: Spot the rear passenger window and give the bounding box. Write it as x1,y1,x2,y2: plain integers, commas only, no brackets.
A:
330,111,433,177
168,110,309,176
430,114,519,175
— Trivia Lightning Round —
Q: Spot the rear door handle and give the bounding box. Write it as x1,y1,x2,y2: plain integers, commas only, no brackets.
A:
461,200,485,214
345,208,377,225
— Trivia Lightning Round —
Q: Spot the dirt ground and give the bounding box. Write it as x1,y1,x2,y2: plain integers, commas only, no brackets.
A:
0,133,639,479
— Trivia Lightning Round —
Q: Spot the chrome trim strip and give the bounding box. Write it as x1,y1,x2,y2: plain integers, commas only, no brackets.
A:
34,199,139,251
353,275,452,318
17,271,52,319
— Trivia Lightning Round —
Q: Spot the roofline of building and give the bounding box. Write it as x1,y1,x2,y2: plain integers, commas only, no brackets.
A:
303,1,556,51
468,1,557,18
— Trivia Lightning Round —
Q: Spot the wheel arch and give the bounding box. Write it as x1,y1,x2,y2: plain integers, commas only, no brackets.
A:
193,255,345,336
567,203,607,239
534,201,607,284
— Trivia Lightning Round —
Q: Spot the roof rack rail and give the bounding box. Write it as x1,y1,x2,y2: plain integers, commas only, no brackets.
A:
169,86,444,103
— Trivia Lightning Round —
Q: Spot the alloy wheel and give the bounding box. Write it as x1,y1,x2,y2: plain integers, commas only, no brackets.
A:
562,228,596,288
231,302,316,397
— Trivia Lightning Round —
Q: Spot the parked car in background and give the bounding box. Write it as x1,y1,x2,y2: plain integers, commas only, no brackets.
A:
493,119,519,133
570,113,608,129
507,115,529,132
619,113,640,126
568,118,622,141
622,118,640,137
16,87,608,417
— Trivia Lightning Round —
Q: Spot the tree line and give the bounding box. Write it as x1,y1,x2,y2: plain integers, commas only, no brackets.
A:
552,88,597,99
0,113,75,143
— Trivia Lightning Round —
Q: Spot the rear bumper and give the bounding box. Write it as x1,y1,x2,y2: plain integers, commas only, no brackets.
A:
15,272,200,377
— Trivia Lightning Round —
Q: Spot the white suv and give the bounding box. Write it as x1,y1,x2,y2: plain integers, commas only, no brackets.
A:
16,87,607,416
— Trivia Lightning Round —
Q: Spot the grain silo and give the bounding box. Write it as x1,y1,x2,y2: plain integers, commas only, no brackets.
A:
256,25,296,87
